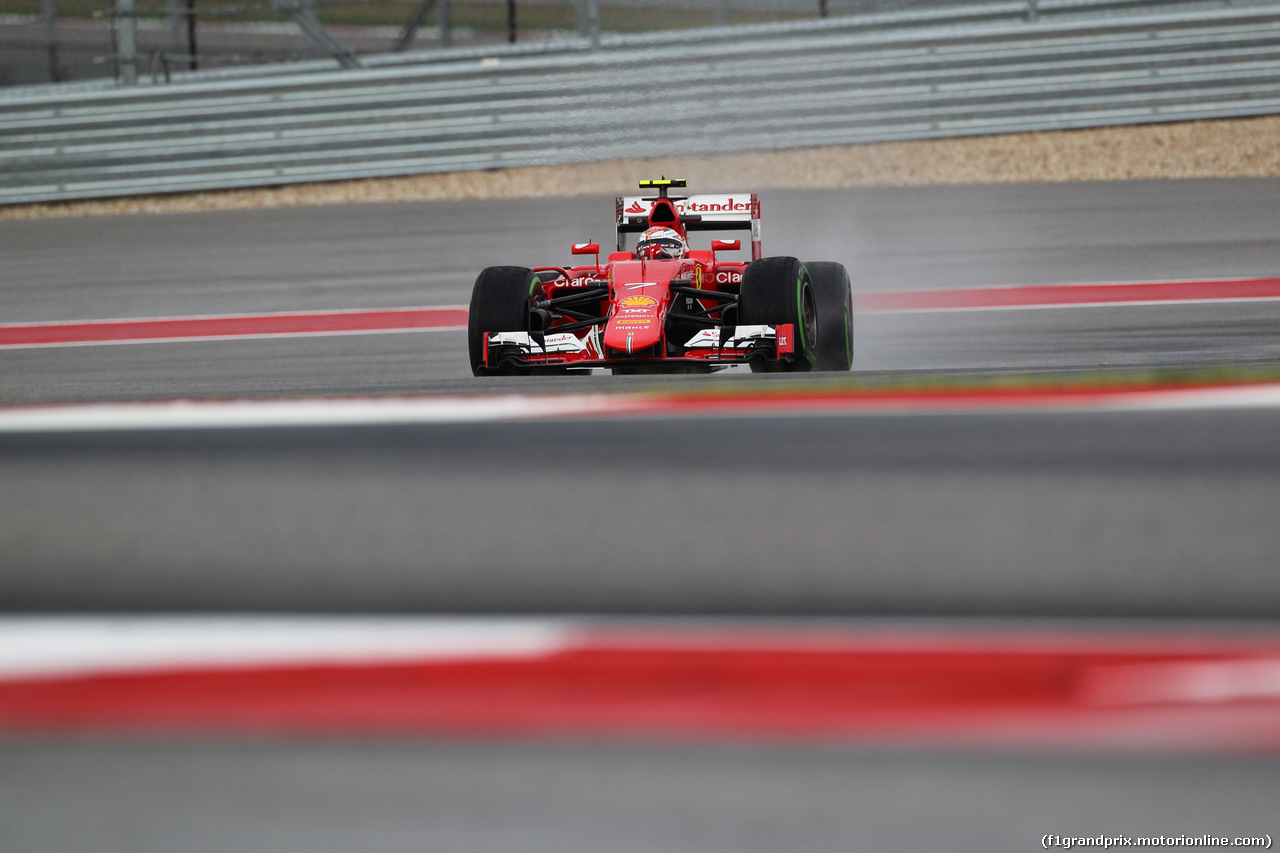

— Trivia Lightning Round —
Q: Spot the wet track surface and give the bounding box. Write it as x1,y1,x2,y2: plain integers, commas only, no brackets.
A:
7,178,1280,325
3,178,1280,851
4,179,1280,402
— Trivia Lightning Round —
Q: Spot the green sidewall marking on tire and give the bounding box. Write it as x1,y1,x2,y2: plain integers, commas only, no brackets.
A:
843,271,852,363
795,269,810,356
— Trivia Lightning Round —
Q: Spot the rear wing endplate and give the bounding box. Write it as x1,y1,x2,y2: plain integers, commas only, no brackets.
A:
615,193,762,260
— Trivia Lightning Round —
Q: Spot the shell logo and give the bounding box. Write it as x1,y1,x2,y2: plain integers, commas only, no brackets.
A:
619,295,658,309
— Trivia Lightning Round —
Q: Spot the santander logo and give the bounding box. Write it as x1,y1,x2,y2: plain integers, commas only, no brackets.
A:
680,198,751,213
621,196,754,220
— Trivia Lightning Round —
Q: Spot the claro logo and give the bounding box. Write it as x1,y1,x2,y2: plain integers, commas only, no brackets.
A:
715,271,743,284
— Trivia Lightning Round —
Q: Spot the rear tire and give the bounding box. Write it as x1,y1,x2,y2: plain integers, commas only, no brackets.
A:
468,266,537,376
805,261,854,371
738,256,816,372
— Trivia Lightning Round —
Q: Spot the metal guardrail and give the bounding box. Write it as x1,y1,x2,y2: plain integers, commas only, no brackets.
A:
4,3,1280,205
5,0,1262,93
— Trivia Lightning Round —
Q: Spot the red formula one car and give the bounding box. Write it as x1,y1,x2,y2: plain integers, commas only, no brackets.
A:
468,179,853,375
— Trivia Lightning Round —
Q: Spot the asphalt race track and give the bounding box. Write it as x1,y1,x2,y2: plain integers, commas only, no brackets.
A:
4,178,1280,403
3,178,1280,851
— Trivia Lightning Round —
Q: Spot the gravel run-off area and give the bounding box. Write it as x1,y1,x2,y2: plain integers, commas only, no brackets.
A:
5,115,1280,219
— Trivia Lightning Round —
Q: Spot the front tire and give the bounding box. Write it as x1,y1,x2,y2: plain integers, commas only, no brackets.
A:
738,256,816,372
805,261,854,371
468,266,537,376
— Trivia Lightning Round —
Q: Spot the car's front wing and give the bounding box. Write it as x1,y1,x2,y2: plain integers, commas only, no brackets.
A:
482,324,796,371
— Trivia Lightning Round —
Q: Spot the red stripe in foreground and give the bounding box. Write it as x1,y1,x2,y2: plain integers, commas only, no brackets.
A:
3,632,1279,751
856,277,1280,312
0,307,469,348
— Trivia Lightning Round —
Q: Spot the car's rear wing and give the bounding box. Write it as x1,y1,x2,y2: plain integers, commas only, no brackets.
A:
615,193,762,260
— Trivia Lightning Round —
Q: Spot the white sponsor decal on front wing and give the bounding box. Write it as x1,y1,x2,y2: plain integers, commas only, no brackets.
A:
487,332,587,353
684,325,774,349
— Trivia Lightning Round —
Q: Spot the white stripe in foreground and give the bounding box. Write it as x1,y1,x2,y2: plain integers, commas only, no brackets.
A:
2,384,1280,433
0,394,634,432
0,617,573,680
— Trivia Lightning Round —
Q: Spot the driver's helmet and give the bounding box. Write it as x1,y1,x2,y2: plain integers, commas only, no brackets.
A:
637,226,687,260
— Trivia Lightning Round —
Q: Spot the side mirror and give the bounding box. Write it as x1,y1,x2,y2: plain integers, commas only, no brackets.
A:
572,241,601,270
711,239,741,253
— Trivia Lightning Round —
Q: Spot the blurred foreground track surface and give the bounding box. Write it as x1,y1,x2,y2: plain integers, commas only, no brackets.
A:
1,739,1277,853
3,409,1280,616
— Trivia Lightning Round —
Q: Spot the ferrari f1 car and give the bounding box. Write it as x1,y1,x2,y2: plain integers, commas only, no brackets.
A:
468,179,853,375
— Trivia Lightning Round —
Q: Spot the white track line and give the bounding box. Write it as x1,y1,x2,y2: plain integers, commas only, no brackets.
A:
1108,384,1280,410
0,306,470,329
862,296,1280,313
0,617,573,680
0,394,631,432
0,325,463,351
